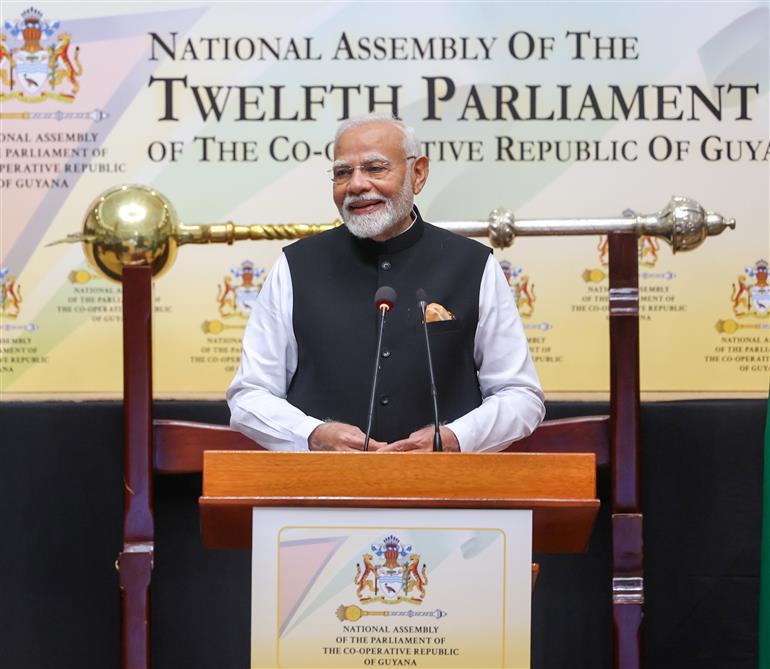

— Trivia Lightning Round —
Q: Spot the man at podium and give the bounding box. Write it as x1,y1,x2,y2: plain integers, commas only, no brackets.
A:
227,114,544,453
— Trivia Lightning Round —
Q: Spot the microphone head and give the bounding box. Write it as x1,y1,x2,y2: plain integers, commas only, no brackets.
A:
416,288,428,304
375,285,397,311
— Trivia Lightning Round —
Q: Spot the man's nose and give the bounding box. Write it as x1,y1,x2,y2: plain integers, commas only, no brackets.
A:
346,166,373,193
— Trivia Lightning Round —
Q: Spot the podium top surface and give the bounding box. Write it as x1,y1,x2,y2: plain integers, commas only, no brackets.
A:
203,450,595,499
200,451,599,553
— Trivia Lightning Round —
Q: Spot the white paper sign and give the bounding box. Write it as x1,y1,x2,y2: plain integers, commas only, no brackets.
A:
251,507,532,669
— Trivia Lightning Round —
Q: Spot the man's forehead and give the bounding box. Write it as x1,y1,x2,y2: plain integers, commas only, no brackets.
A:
334,121,405,159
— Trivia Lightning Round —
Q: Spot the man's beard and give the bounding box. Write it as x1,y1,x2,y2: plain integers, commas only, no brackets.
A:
339,175,414,239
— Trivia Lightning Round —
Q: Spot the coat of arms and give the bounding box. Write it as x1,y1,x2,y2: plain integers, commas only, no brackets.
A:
201,260,265,334
731,259,769,318
500,260,535,318
0,267,22,319
715,259,770,335
353,535,428,605
218,260,264,318
1,7,82,102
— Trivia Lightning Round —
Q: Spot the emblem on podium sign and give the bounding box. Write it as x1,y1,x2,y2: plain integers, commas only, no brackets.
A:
1,7,83,102
353,535,429,605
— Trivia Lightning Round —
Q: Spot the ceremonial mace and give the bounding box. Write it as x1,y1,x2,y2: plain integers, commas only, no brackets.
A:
48,183,734,669
49,183,735,281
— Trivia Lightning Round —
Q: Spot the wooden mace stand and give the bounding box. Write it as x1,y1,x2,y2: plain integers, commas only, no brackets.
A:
117,232,643,669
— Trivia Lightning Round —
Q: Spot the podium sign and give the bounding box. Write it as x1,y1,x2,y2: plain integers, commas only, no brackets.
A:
251,507,533,669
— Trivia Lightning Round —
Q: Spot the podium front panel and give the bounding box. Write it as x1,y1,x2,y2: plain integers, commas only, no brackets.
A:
250,507,533,669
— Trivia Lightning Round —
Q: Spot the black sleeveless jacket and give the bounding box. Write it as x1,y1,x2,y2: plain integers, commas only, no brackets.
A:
284,208,490,443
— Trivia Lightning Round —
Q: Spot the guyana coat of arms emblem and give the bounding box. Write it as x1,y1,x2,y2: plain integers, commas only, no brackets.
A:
218,260,264,318
0,267,22,319
499,259,536,318
716,259,770,335
353,535,429,605
731,259,769,318
201,260,265,335
1,7,82,103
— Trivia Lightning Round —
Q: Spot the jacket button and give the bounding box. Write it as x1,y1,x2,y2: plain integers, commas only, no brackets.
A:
381,348,391,358
379,395,390,406
381,260,392,271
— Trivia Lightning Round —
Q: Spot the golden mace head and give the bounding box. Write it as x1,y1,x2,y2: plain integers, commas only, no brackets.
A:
79,184,180,282
49,183,339,283
46,184,180,282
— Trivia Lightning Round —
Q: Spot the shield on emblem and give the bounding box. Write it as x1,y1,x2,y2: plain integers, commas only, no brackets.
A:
751,285,770,315
378,568,404,600
15,49,49,95
235,286,259,314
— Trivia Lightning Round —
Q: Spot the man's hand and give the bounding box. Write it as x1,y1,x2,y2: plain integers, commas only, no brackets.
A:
376,426,460,453
308,422,386,452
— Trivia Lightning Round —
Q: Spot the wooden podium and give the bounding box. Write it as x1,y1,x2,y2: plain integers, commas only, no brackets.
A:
199,451,599,554
199,451,598,667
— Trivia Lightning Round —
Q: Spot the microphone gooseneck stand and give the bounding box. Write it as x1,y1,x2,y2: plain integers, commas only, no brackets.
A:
416,289,443,452
364,286,397,452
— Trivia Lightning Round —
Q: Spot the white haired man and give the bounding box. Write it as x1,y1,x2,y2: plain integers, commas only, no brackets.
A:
227,114,544,452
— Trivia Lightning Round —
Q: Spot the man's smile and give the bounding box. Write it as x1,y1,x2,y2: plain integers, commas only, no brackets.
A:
347,199,384,215
350,202,382,214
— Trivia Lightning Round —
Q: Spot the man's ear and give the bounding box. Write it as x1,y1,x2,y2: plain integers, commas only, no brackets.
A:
411,155,429,195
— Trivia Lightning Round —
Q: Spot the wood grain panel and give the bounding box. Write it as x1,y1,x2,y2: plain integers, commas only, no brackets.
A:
200,451,599,553
202,451,596,500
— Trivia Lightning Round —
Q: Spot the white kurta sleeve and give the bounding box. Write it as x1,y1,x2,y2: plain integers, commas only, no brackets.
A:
444,254,545,452
226,253,322,451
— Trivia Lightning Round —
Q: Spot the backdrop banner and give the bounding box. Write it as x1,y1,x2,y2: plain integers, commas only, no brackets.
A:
1,2,768,397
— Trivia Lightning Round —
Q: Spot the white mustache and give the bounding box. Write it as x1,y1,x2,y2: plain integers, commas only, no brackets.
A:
343,193,385,211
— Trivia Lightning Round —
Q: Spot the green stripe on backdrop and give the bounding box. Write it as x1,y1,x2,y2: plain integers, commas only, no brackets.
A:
761,390,770,669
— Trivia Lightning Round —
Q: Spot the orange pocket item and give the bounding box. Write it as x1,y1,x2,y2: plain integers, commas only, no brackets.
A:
425,303,456,322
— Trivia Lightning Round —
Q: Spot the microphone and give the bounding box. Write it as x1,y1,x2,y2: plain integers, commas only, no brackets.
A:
375,285,397,311
363,286,397,451
416,288,443,452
